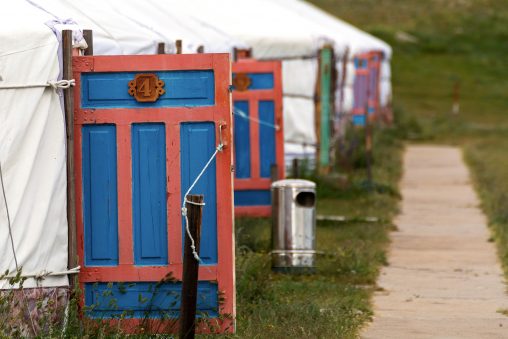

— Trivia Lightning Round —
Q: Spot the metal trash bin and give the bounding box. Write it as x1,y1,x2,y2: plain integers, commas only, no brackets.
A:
271,179,316,273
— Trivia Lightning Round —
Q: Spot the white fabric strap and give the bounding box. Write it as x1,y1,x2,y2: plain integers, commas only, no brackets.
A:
0,79,75,90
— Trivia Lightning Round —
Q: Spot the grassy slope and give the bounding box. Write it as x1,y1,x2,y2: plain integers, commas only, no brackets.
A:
312,0,508,289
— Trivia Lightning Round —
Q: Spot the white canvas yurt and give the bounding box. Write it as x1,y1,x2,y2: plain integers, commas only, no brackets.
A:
0,0,87,291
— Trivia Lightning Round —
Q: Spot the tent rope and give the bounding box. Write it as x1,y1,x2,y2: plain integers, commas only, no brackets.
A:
1,266,81,281
181,143,224,262
0,79,75,90
0,161,37,335
233,108,280,130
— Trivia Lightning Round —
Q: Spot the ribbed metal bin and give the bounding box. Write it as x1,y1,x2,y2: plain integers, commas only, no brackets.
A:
271,179,316,273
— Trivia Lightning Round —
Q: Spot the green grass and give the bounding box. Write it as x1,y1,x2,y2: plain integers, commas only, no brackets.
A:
309,1,508,274
301,0,508,336
313,0,508,299
216,124,403,338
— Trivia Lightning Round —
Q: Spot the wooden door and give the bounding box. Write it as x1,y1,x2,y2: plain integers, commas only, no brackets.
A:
352,53,370,126
232,59,284,217
73,54,234,333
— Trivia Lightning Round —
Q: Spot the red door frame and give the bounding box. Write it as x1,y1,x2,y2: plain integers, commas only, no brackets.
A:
232,59,284,217
72,54,235,333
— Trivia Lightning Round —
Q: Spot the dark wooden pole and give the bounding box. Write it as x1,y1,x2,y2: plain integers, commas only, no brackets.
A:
338,48,349,139
157,42,166,54
270,164,278,182
452,80,460,115
180,194,204,339
83,29,93,56
176,40,183,54
365,103,373,189
63,30,77,285
233,48,252,61
292,158,300,178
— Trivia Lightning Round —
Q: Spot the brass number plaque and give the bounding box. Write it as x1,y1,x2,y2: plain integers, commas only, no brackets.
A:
128,73,165,102
232,73,251,92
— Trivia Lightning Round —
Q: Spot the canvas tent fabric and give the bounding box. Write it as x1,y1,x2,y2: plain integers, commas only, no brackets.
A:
30,0,163,55
31,0,248,55
274,0,393,115
166,0,331,60
0,0,84,289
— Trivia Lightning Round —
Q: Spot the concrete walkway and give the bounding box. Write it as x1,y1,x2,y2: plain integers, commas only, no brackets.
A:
363,145,508,339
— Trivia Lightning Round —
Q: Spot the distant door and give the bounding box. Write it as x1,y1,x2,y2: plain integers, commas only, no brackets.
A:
367,51,382,117
232,59,284,217
352,53,370,126
73,54,234,333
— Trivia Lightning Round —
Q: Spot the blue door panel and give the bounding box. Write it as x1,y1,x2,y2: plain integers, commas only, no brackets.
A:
233,101,251,179
85,281,218,318
180,122,218,265
132,124,168,266
233,73,274,90
234,190,271,206
82,70,214,108
353,115,366,126
82,125,119,266
258,101,276,178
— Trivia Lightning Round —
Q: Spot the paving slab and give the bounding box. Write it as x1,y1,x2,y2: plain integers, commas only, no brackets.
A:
362,145,508,339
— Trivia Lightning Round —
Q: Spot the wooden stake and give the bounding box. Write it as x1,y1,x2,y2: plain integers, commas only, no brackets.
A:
270,164,278,182
365,103,373,189
157,42,166,55
83,29,93,56
337,48,349,140
63,30,77,285
233,48,252,61
180,194,204,339
452,80,460,115
292,158,300,178
176,40,183,54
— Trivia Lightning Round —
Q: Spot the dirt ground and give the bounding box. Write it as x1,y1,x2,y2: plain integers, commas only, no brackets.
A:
362,145,508,338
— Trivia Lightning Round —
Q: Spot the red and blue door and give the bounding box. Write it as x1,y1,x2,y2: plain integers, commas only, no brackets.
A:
367,51,382,118
352,53,369,126
232,59,284,217
73,54,234,333
352,52,383,126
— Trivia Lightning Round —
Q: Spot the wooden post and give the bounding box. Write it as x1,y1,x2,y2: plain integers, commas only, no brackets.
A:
452,80,460,115
157,42,166,55
196,45,204,54
83,29,93,56
292,158,300,178
317,46,334,175
176,40,183,54
233,48,252,61
63,30,77,285
270,164,278,182
180,194,204,339
365,103,373,189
